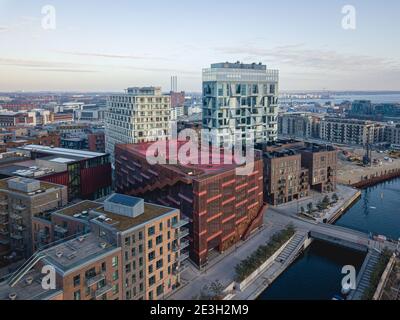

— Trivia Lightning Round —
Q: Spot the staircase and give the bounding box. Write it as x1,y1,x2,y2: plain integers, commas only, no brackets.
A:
242,205,267,241
350,249,381,300
7,251,47,287
275,233,305,264
127,176,185,197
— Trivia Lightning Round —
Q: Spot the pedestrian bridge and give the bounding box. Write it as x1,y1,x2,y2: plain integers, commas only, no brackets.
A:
309,223,397,252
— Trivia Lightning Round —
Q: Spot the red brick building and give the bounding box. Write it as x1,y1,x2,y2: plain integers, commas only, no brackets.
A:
115,142,265,267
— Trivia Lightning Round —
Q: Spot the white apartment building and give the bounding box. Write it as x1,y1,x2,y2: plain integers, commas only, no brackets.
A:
105,87,171,164
202,62,279,146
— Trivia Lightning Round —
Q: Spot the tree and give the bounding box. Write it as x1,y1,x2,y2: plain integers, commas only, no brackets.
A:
321,196,330,209
300,206,305,214
209,280,224,299
332,193,339,202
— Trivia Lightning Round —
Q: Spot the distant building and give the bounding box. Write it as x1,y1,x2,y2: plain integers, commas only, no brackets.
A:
114,142,264,267
202,62,279,146
278,113,322,139
105,87,171,164
320,118,386,146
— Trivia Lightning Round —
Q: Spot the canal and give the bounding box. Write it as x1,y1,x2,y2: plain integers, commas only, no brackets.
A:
258,240,365,300
259,178,400,300
335,178,400,240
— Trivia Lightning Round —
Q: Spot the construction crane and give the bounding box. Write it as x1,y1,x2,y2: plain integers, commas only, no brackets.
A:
363,143,372,166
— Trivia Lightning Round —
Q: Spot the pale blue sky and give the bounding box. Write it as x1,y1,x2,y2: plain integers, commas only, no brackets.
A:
0,0,399,91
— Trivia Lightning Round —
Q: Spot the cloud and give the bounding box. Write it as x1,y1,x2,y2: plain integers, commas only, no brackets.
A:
214,44,400,73
33,68,98,73
0,57,97,73
0,26,9,33
57,50,170,61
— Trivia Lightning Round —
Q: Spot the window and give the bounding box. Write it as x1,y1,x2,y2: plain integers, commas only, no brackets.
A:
112,284,119,295
148,265,154,274
74,290,81,300
101,262,107,273
112,256,118,267
148,251,155,262
139,257,143,267
159,222,163,231
148,240,153,249
125,237,130,246
113,271,119,281
149,290,154,300
149,276,156,286
148,226,155,236
125,264,131,273
156,235,163,245
139,283,144,292
73,275,80,287
131,248,136,257
157,285,164,297
156,259,163,270
138,232,143,240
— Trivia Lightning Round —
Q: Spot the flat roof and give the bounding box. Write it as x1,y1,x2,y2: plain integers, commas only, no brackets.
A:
0,177,65,195
20,145,107,159
42,233,118,273
0,270,62,300
53,200,102,218
54,199,177,232
93,203,176,232
117,141,255,179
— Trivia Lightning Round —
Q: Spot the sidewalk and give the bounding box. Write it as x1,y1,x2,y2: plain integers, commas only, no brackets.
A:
168,212,289,300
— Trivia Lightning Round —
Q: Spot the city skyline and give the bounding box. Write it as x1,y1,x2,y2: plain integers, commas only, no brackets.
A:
1,0,400,92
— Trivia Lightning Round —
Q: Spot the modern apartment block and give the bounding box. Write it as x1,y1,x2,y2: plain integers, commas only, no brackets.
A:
114,142,265,267
259,140,338,205
0,233,123,301
278,112,322,139
299,143,338,193
31,194,186,300
202,62,279,146
385,124,400,147
258,140,310,205
105,87,172,164
320,118,386,146
0,177,68,260
18,145,112,201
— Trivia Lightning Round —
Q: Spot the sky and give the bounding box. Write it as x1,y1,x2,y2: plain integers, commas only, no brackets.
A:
0,0,400,92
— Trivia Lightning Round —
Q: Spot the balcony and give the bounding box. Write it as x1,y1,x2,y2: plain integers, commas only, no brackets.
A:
172,218,190,229
93,284,113,299
176,228,189,240
9,214,22,221
177,251,190,263
173,239,190,253
0,199,8,206
10,233,23,240
0,239,10,245
86,274,106,287
13,204,26,211
0,229,9,236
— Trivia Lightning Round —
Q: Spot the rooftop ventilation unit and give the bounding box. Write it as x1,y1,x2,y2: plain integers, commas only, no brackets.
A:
9,293,17,300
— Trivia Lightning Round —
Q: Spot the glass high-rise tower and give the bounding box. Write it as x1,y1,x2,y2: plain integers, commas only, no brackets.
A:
202,62,279,146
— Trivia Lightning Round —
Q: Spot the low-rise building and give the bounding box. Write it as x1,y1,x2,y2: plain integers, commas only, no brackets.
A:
0,177,68,260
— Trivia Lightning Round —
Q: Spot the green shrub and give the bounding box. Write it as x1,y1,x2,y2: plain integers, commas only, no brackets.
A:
234,225,296,282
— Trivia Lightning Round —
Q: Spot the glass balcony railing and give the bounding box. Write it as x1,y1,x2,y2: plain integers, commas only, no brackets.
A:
172,218,190,229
